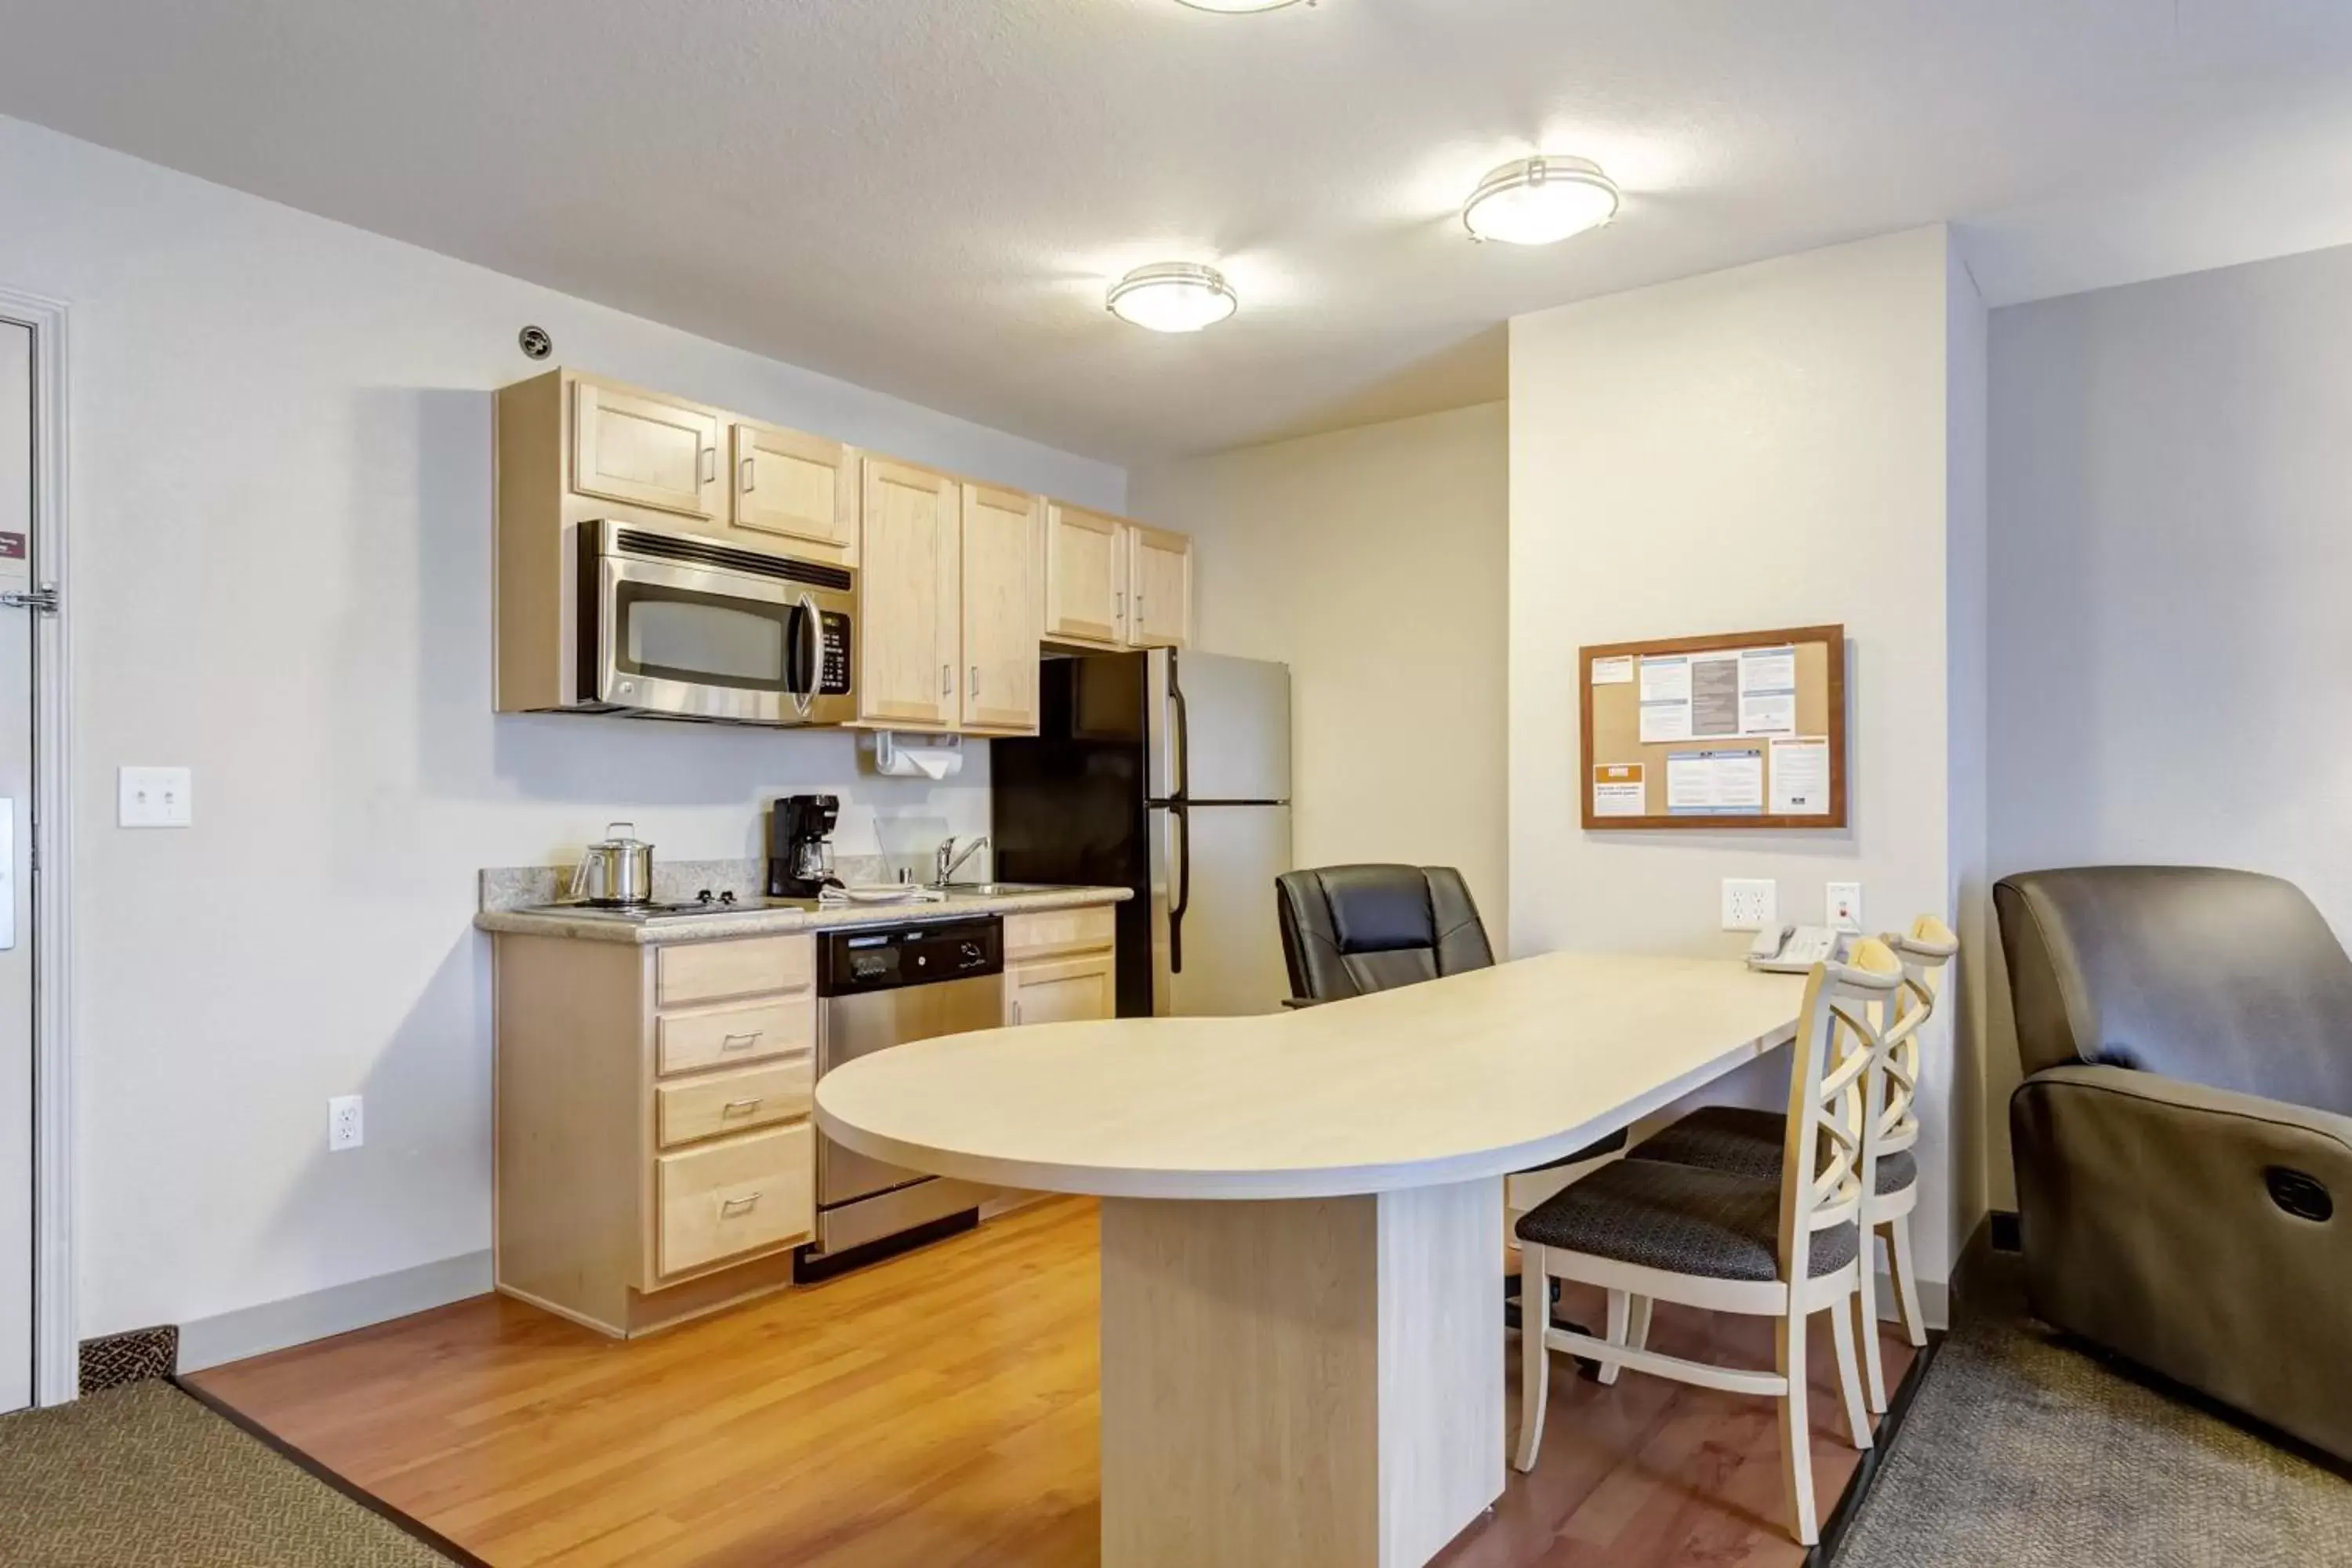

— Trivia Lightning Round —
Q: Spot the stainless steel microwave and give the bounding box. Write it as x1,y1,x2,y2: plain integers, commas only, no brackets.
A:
572,519,855,726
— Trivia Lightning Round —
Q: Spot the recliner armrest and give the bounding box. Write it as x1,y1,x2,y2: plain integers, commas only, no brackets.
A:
2019,1062,2352,1159
2009,1062,2352,1460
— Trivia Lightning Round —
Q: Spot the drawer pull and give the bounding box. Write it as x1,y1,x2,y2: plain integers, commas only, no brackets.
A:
721,1031,764,1051
721,1098,764,1116
720,1191,764,1214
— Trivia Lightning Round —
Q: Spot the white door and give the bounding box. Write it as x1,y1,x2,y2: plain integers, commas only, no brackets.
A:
0,321,33,1414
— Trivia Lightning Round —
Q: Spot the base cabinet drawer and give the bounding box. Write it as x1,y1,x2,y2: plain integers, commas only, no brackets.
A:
1004,906,1117,963
656,1057,815,1149
655,1124,815,1279
656,997,815,1077
656,935,815,1008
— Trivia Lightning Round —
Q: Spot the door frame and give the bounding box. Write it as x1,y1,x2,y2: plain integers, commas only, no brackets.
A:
0,286,75,1406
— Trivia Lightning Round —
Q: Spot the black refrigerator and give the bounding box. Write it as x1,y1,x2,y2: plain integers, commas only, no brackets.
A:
993,648,1293,1018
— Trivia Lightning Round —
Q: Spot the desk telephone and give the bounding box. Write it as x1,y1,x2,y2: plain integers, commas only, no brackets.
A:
1746,924,1849,974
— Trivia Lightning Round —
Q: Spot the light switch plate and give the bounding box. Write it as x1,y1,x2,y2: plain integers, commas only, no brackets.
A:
1722,878,1778,932
1826,882,1864,934
118,766,193,828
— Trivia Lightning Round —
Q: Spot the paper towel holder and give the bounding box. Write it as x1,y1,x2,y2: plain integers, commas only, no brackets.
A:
869,731,967,780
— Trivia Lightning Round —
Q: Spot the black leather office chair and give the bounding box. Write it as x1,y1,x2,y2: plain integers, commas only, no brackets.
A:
1275,865,1628,1162
1998,865,2352,1462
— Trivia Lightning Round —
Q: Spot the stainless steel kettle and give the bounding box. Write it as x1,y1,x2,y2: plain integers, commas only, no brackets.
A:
569,822,655,906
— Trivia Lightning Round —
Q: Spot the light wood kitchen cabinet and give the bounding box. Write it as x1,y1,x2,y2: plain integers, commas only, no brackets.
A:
729,420,858,564
1044,503,1130,648
571,379,721,519
857,457,964,730
1043,503,1192,652
1004,906,1119,1026
1127,524,1193,649
960,483,1044,734
493,931,819,1338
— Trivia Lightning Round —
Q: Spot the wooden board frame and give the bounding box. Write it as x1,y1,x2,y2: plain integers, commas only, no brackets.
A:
1578,623,1847,831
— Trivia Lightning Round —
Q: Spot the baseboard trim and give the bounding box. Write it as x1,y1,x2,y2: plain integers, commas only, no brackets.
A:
177,1250,492,1373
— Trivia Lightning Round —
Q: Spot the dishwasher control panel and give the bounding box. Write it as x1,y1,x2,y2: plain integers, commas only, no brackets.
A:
818,915,1004,995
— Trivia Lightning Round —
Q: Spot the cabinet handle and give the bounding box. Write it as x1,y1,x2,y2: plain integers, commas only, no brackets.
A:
1011,999,1022,1025
720,1031,763,1051
970,664,981,699
720,1191,764,1214
699,447,717,485
942,662,953,699
739,456,756,492
722,1098,764,1116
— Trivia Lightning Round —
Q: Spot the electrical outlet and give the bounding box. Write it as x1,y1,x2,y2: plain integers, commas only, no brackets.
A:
118,766,194,828
1721,878,1779,932
1826,881,1864,934
328,1094,364,1152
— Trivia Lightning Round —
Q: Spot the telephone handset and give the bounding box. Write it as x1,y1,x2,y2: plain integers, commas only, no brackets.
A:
1747,924,1849,974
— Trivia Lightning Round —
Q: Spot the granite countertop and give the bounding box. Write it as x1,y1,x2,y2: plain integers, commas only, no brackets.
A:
475,858,1130,945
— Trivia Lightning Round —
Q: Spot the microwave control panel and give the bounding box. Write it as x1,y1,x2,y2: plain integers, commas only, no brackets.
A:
818,612,852,695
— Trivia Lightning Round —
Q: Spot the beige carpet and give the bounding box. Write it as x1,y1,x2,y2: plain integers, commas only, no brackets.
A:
0,1380,457,1567
1834,1300,2352,1566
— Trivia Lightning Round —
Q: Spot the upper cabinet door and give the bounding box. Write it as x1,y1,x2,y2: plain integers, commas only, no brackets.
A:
1044,504,1127,647
1127,525,1193,649
960,484,1044,733
730,422,857,562
857,459,963,729
572,380,720,518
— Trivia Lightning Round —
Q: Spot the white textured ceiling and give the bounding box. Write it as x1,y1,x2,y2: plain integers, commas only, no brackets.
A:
6,1,2352,463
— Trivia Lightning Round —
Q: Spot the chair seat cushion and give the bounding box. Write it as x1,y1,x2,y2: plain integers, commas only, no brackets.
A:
1519,1127,1629,1172
1513,1157,1860,1283
1630,1105,1917,1195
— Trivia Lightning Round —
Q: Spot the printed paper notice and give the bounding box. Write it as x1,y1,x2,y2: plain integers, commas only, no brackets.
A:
1738,645,1798,737
1769,735,1832,815
1690,652,1743,738
1592,764,1646,818
1638,655,1693,743
1590,655,1635,686
1667,749,1765,815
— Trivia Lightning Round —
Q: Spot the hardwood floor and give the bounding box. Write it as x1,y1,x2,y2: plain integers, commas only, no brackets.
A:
189,1196,1915,1567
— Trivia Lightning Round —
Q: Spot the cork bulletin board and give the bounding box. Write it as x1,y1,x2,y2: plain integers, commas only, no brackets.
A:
1579,624,1847,830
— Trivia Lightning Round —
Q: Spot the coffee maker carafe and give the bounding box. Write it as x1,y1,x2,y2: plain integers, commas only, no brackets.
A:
768,794,842,898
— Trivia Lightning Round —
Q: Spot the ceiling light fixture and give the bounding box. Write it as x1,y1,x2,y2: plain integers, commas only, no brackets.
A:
1174,0,1308,12
1461,155,1621,245
1106,263,1239,333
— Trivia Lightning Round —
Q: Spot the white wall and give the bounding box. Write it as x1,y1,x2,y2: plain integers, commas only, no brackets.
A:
1508,227,1984,1286
1128,404,1511,945
0,114,1125,1341
1982,240,2352,1208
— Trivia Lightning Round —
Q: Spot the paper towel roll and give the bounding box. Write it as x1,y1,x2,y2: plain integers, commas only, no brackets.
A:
872,731,965,780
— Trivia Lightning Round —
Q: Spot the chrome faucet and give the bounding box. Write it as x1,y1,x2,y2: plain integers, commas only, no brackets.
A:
933,834,989,888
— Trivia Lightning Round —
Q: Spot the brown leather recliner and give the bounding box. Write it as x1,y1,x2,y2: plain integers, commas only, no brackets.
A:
1996,866,2352,1459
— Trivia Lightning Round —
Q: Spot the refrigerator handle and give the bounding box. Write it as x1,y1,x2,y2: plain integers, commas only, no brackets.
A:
1170,650,1192,804
1168,802,1190,975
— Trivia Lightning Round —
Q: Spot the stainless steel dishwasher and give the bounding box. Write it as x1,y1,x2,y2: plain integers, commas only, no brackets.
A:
798,914,1004,1278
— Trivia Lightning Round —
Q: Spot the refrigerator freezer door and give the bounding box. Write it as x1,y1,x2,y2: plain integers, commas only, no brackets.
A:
1149,649,1291,804
1152,802,1293,1017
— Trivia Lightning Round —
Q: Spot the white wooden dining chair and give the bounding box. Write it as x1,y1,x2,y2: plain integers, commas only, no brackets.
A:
1512,940,1910,1547
1622,914,1957,1414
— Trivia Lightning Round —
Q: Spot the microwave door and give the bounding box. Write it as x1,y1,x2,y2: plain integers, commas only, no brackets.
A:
598,553,802,724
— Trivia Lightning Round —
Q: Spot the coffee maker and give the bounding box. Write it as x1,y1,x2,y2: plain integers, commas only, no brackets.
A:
768,794,842,898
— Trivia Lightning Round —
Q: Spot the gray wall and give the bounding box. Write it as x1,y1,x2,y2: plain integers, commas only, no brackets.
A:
1985,240,2352,1206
